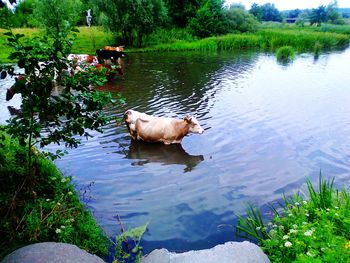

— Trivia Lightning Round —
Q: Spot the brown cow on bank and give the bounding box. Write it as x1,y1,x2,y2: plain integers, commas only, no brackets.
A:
124,109,204,144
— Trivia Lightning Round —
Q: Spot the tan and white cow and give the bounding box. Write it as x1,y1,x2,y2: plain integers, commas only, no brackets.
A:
124,109,204,144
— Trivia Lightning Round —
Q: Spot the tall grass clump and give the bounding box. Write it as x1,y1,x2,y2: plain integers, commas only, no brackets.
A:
237,175,350,262
130,28,349,55
0,127,110,260
142,28,196,46
257,29,349,51
276,46,295,62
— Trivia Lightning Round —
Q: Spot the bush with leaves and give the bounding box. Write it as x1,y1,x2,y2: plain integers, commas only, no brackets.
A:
0,128,110,259
2,30,116,168
237,176,350,262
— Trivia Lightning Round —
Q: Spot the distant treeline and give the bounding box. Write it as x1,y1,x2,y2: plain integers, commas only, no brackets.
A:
0,0,349,47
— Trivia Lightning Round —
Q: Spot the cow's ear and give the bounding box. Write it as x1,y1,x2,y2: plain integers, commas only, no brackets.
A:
184,116,192,123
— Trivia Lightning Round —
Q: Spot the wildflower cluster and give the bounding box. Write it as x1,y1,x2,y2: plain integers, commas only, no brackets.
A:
237,177,350,262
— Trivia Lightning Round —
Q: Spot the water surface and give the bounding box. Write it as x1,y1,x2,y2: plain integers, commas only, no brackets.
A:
1,49,350,253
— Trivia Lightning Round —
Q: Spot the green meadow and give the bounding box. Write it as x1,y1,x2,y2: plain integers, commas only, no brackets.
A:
1,25,350,63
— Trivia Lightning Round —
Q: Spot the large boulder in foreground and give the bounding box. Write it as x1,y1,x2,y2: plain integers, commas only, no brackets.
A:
1,242,105,263
142,241,270,263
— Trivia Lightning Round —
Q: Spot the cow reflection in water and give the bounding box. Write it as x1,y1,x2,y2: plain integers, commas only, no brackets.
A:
126,140,204,172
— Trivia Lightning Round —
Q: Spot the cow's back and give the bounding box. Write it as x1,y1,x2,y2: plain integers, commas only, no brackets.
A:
135,117,187,144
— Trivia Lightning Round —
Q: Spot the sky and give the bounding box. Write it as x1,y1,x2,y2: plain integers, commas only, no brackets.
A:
226,0,350,10
1,0,20,12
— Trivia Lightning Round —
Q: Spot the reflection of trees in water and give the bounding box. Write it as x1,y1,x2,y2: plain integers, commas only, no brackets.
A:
115,51,258,116
125,140,204,172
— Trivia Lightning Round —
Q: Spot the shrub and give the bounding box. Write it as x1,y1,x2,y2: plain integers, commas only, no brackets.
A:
0,128,110,259
276,46,295,62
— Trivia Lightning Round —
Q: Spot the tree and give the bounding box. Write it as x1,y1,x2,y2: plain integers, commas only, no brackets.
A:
189,0,225,38
12,0,36,27
310,5,328,26
288,9,301,19
222,4,258,33
326,1,343,24
1,31,114,176
33,0,83,36
164,0,204,28
90,0,168,47
249,3,282,22
249,3,262,21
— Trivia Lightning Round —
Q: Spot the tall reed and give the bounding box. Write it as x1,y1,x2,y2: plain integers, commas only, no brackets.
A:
132,29,350,54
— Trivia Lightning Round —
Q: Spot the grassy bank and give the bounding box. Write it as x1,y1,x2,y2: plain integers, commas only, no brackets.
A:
0,127,110,260
0,27,113,62
237,177,350,262
134,29,350,54
2,25,350,63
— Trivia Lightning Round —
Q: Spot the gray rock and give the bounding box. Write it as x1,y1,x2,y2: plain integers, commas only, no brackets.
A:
142,241,270,263
1,242,105,263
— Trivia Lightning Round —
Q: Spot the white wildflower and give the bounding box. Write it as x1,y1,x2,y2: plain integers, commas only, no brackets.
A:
55,229,61,234
303,200,308,205
279,225,284,230
68,191,73,195
326,208,330,212
292,224,298,229
60,225,66,229
46,199,51,202
273,224,278,228
295,202,300,206
306,251,314,257
302,222,308,225
283,235,289,240
304,230,314,236
61,178,66,183
284,241,292,248
335,206,339,210
288,213,293,217
289,229,298,234
256,226,261,231
57,202,61,206
305,213,309,217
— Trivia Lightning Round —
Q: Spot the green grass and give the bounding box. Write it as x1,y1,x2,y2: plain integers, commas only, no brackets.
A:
237,176,350,262
131,28,349,54
70,26,114,54
1,25,350,62
0,27,113,62
0,127,110,260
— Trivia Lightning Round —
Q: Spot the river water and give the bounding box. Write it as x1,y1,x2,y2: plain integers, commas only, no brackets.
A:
1,49,350,253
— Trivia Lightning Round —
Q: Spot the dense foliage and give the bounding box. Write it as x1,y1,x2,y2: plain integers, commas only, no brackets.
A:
0,0,347,47
249,3,283,22
164,0,203,28
90,0,168,47
237,176,350,262
309,2,344,26
0,128,110,259
33,0,83,35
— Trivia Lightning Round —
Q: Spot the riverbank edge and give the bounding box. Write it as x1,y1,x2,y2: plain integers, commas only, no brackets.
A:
0,127,110,260
1,27,350,63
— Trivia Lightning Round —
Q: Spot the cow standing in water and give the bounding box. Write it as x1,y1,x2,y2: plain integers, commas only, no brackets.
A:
124,110,204,144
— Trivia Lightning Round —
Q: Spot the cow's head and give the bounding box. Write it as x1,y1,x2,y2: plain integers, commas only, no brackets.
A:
124,110,138,125
184,116,204,134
